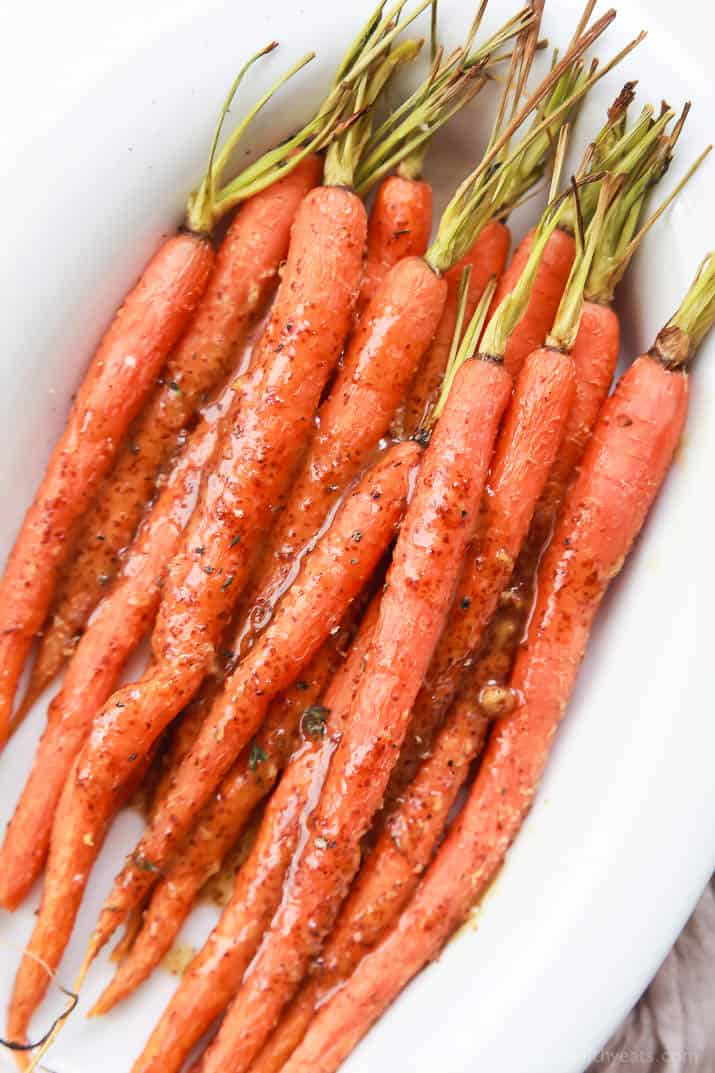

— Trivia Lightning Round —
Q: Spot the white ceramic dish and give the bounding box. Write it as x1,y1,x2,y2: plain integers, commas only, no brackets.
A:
0,2,713,1071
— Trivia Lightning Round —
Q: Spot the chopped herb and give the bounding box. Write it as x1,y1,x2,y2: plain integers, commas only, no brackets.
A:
296,680,309,691
169,380,182,394
230,534,242,547
96,534,105,542
221,574,235,592
350,558,358,565
461,596,471,610
351,530,362,543
116,700,125,708
128,752,137,762
194,546,205,556
248,742,268,771
302,705,330,739
221,649,235,663
131,853,161,874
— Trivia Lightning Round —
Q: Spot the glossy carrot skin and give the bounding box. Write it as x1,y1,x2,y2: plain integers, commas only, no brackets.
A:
27,158,322,706
6,187,366,1045
386,346,576,806
401,220,511,435
252,679,490,1073
237,255,447,644
0,232,213,743
491,225,576,378
91,441,420,955
280,355,689,1073
90,632,346,1014
198,357,512,1073
357,174,433,315
130,601,379,1073
0,377,246,911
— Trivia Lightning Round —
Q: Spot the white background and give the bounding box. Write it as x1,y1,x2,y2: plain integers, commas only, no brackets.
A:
0,2,713,1071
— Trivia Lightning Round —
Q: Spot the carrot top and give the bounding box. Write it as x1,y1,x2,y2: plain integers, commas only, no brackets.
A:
586,107,709,303
187,0,432,230
653,252,715,366
479,188,572,359
426,271,498,429
354,5,535,194
424,9,642,274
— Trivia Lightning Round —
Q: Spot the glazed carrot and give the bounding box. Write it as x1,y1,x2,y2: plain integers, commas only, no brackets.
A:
4,15,434,1044
251,666,496,1073
130,598,379,1073
358,174,433,314
194,259,533,1073
0,234,212,747
22,155,322,714
5,173,371,1049
279,255,715,1073
0,41,348,747
493,88,673,378
0,374,247,911
89,625,349,1014
89,441,420,960
354,6,535,317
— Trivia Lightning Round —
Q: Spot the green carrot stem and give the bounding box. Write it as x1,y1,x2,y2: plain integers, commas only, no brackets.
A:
480,193,569,359
547,176,618,351
653,252,715,366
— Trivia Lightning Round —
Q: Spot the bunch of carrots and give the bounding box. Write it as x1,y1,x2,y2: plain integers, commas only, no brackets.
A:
0,2,712,1072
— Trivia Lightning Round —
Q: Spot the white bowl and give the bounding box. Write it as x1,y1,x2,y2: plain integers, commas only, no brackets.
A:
0,2,713,1071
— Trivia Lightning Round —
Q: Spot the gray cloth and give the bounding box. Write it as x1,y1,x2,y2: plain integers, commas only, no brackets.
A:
588,878,715,1073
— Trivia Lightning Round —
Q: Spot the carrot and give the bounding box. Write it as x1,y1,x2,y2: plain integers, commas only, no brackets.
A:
358,173,433,315
0,234,212,747
0,372,247,911
89,622,350,1014
193,258,531,1073
353,5,536,318
251,668,494,1073
5,171,371,1048
493,88,673,378
88,441,420,962
21,155,322,715
278,253,715,1073
0,41,347,748
129,597,379,1073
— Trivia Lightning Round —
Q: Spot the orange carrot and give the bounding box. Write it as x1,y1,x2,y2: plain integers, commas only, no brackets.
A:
0,40,346,747
5,178,369,1047
0,373,246,911
400,220,511,433
357,174,433,315
89,626,348,1014
0,233,213,746
233,252,447,651
89,441,420,961
251,670,493,1073
195,266,521,1073
278,254,715,1073
129,597,379,1073
22,156,322,713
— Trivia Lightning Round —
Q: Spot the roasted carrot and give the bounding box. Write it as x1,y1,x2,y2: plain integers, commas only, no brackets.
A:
129,597,379,1073
492,87,673,378
195,253,548,1072
21,155,322,715
0,372,248,911
250,666,496,1073
88,441,420,961
0,234,212,746
354,6,535,317
3,13,434,1044
278,253,715,1073
0,41,348,747
358,174,433,315
89,623,350,1014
